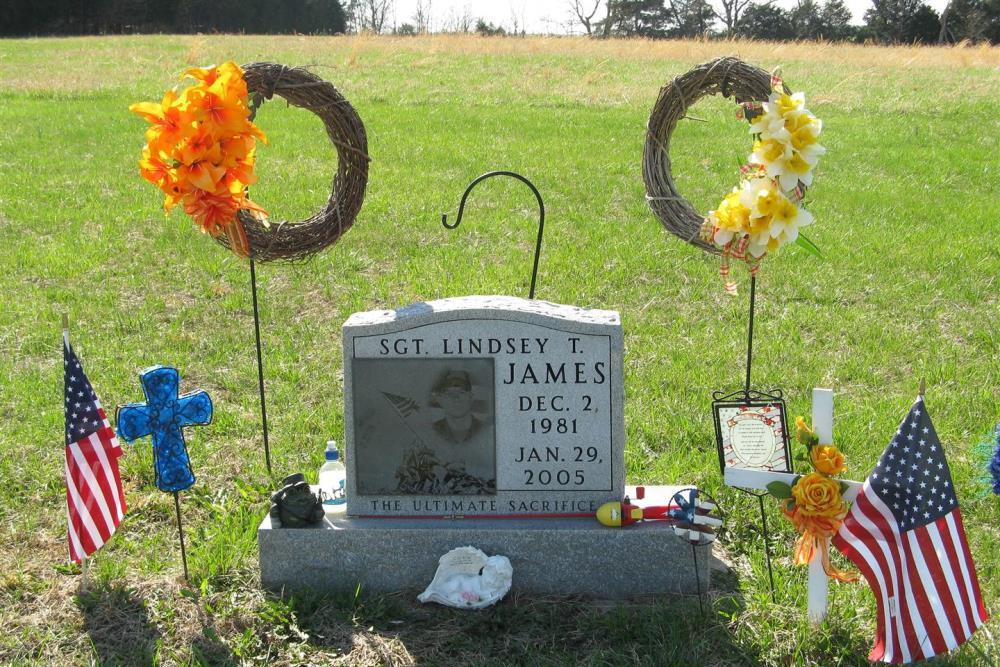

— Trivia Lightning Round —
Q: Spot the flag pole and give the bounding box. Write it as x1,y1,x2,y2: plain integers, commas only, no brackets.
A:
63,313,91,591
745,274,756,395
80,554,91,592
918,377,925,398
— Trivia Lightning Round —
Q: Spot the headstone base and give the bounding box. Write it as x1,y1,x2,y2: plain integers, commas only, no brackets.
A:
258,486,710,599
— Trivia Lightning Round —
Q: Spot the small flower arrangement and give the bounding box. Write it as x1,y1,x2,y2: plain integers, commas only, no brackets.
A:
766,416,856,582
130,61,268,258
701,75,824,294
990,432,1000,496
973,424,1000,496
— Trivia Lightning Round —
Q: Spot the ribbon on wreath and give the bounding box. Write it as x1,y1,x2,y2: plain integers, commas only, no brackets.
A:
719,235,761,296
223,216,251,258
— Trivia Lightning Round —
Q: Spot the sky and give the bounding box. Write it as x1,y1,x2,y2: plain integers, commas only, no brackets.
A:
389,0,951,32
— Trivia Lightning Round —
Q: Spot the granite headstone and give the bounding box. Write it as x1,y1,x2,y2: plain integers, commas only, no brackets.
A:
342,296,625,517
258,296,712,599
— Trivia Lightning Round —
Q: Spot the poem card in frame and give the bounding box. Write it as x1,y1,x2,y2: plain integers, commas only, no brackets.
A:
713,398,792,475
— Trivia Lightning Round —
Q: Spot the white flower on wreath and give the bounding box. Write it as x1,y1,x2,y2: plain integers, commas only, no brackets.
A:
749,90,807,139
749,95,825,192
739,177,814,258
707,188,751,247
750,139,814,192
773,144,824,192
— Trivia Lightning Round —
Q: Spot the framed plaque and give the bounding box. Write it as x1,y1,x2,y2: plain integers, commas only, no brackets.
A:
712,394,792,475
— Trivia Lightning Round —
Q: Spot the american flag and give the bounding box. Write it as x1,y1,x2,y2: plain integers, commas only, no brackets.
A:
64,338,127,563
832,397,988,663
382,391,420,418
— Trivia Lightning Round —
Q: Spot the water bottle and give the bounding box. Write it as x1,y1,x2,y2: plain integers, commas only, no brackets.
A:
318,440,346,509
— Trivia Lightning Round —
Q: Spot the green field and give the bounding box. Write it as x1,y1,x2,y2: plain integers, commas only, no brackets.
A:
0,34,998,665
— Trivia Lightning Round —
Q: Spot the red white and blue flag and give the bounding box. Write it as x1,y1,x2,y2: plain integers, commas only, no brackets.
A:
832,397,988,663
64,337,127,563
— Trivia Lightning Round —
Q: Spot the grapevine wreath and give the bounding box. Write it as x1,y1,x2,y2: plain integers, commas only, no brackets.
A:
132,61,369,262
643,56,824,292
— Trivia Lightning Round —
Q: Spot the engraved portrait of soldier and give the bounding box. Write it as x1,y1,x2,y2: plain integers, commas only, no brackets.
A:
431,370,484,443
352,358,496,496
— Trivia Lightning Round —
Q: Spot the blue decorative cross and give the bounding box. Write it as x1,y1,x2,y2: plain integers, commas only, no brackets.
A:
117,366,213,493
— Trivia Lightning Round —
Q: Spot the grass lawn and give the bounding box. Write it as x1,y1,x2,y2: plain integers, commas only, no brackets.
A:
0,34,998,665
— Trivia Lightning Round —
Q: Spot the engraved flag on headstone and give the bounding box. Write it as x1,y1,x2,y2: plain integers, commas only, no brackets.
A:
382,391,420,418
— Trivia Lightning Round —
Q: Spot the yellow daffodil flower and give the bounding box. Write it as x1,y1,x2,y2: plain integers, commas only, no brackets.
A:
750,138,789,167
766,194,813,250
704,82,824,269
733,178,812,257
749,106,787,141
776,151,817,191
748,107,824,195
773,91,806,117
707,189,751,246
785,112,822,151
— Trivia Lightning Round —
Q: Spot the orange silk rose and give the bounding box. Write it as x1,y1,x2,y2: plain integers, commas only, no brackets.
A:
811,444,846,476
791,472,842,518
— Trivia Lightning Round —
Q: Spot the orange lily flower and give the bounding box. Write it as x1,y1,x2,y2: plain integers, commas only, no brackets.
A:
162,172,193,211
134,61,267,258
218,136,253,167
130,89,189,148
180,160,227,193
176,128,216,166
187,89,249,139
225,156,258,188
138,148,173,189
182,189,240,235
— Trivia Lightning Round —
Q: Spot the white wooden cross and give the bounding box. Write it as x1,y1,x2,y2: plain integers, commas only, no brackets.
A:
724,388,863,622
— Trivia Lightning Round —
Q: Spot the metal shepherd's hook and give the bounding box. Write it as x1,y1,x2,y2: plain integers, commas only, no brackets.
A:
442,171,545,299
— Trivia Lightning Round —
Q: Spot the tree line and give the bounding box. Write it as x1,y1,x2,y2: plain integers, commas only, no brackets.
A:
0,0,347,36
2,0,997,44
570,0,998,43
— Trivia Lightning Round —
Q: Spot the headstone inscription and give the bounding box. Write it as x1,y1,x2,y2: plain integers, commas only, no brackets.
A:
342,296,625,517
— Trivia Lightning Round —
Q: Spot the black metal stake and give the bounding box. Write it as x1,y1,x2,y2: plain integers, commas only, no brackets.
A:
249,258,272,474
692,544,705,615
745,275,776,601
173,491,189,581
745,274,757,394
442,171,545,299
758,494,776,602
